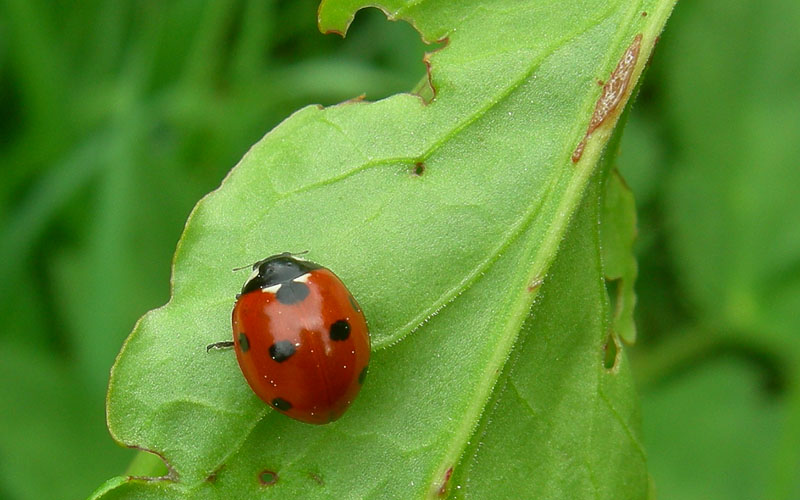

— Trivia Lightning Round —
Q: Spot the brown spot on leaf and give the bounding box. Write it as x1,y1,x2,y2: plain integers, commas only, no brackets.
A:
528,276,545,292
259,469,278,486
572,34,643,163
206,465,223,483
438,467,454,496
571,139,587,163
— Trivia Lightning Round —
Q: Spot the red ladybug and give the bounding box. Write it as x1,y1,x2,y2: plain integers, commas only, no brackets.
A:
209,253,370,424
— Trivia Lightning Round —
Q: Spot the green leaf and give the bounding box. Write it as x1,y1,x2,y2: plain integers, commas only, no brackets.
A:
602,169,638,344
449,171,647,498
97,1,676,498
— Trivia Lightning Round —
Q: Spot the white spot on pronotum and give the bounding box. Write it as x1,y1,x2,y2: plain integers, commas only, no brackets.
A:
245,267,260,285
262,283,281,294
293,273,311,283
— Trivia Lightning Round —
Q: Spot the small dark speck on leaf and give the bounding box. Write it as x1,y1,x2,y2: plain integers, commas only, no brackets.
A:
259,469,278,486
438,467,454,496
206,465,223,483
309,472,324,485
412,162,426,176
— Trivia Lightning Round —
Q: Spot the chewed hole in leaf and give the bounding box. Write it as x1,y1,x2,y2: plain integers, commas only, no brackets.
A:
603,329,621,371
605,277,621,323
287,6,433,103
126,447,173,481
259,469,278,487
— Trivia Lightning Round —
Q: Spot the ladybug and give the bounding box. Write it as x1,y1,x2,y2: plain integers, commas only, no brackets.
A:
208,253,370,424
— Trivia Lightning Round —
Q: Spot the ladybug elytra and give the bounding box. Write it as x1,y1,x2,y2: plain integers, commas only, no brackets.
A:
209,253,370,424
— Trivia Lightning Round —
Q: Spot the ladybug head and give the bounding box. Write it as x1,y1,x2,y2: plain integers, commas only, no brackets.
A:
240,253,320,295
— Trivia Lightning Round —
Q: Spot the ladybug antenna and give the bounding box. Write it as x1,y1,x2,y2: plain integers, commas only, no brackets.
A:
232,251,309,272
232,257,265,272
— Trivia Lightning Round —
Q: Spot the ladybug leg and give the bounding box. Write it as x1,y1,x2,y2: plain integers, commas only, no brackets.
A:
206,341,235,352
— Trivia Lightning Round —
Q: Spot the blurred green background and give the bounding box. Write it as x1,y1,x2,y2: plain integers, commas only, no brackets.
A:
0,1,797,499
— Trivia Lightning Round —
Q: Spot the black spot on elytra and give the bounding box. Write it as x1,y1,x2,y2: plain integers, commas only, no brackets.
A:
276,281,309,305
238,332,250,352
259,469,278,486
271,398,292,411
269,341,296,362
330,320,350,341
358,365,368,385
348,294,361,313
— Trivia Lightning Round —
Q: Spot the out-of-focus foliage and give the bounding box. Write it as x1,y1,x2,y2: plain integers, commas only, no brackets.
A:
0,0,797,499
619,0,800,498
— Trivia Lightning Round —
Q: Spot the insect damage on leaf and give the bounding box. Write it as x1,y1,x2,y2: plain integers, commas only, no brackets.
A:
437,466,454,496
127,446,176,482
572,34,643,163
258,469,278,486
